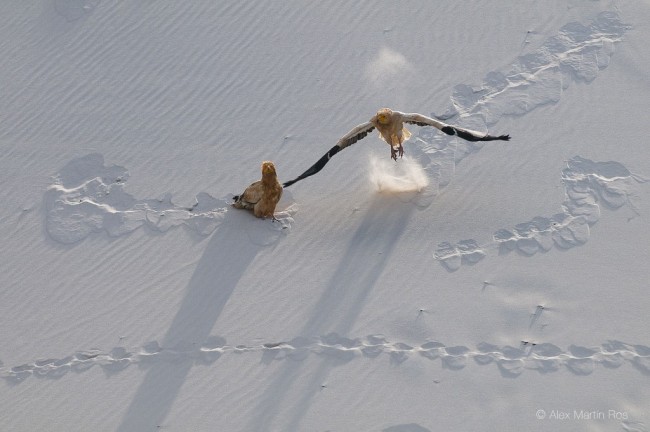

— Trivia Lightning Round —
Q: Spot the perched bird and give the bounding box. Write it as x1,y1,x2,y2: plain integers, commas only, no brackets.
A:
283,108,510,187
232,161,283,219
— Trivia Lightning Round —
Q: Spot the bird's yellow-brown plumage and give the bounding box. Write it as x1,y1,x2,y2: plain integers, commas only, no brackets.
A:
372,108,412,159
232,161,283,218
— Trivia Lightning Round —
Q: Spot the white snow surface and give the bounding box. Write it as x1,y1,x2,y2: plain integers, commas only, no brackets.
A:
2,1,650,431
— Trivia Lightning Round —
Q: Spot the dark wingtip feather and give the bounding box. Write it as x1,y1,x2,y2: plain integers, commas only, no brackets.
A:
441,126,455,136
282,144,342,188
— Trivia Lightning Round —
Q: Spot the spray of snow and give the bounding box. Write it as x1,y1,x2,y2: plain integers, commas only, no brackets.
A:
365,47,414,89
368,155,429,193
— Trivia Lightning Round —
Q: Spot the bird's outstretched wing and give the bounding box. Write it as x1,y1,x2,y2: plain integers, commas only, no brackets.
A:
283,122,375,188
399,112,510,142
232,180,263,206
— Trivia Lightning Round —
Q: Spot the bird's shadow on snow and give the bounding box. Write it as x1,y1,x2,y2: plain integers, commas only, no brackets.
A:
246,193,415,431
117,209,273,431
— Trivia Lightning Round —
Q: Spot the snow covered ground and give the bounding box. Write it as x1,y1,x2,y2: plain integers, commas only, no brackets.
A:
2,1,650,431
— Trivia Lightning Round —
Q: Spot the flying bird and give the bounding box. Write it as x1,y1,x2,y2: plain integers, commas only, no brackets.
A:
283,108,510,187
232,161,283,219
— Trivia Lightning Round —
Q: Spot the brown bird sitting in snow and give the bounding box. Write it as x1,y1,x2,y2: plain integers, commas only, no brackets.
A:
283,107,510,187
232,161,283,219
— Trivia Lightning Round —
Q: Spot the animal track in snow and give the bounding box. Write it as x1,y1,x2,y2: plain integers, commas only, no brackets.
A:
495,156,645,257
3,334,649,384
435,156,646,270
433,240,486,272
450,11,628,125
44,154,296,244
45,154,227,243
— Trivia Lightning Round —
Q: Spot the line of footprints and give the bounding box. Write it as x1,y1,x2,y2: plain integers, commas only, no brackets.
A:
3,313,649,384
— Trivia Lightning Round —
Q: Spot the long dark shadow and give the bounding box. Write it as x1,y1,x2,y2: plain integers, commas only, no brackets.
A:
246,194,415,432
118,210,262,431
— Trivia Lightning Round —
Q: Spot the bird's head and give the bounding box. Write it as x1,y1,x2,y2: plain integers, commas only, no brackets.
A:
261,161,277,176
376,108,393,125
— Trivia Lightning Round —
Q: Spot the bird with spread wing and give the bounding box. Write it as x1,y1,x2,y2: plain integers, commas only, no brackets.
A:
283,108,510,188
